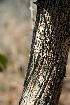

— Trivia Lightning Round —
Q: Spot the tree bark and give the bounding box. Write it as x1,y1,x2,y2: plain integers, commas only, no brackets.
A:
19,0,70,105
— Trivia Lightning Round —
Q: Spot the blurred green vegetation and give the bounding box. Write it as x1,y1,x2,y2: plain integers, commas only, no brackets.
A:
0,54,7,72
0,84,4,91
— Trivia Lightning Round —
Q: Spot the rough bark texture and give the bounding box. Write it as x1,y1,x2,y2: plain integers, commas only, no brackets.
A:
19,0,70,105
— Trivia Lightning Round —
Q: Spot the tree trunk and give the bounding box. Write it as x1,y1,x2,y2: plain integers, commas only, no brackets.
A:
19,0,70,105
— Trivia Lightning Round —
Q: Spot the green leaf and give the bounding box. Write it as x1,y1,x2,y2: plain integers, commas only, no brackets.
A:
0,54,7,69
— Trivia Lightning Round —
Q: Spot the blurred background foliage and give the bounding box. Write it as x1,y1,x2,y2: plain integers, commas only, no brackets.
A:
0,0,70,105
0,54,7,72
